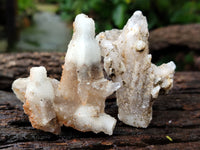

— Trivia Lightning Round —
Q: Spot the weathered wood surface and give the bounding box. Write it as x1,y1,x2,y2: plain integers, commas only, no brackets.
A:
149,24,200,52
0,52,65,90
0,72,200,149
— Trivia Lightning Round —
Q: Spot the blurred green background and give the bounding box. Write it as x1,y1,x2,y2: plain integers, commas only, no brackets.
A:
58,0,200,31
17,0,200,31
0,0,200,70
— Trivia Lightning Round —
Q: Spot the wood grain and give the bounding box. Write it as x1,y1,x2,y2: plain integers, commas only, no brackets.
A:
0,72,200,149
0,52,65,90
149,24,200,51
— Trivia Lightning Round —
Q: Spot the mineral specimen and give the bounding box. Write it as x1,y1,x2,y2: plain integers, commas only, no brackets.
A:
12,11,175,135
96,11,176,128
12,66,61,134
12,14,120,135
54,14,120,135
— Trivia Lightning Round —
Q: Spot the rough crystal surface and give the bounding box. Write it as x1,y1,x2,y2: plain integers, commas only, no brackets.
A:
12,66,60,134
96,11,176,128
12,11,175,134
12,14,120,135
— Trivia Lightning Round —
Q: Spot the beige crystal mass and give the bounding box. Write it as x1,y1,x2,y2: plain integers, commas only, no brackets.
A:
96,11,176,128
12,14,120,135
12,66,61,134
54,14,120,135
12,11,175,134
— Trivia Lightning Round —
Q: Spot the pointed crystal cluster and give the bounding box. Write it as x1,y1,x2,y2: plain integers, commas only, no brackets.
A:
96,11,175,127
12,14,120,135
12,11,175,135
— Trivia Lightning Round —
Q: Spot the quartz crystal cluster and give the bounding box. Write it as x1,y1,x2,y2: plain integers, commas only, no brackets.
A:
96,11,176,128
12,14,120,135
12,11,175,135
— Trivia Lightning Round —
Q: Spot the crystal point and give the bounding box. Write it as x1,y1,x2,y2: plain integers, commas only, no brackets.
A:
12,14,120,135
96,11,175,128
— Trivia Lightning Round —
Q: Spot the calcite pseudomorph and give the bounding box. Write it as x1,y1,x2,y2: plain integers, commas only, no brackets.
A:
12,66,60,134
12,11,176,135
12,14,120,135
96,11,176,128
54,14,120,135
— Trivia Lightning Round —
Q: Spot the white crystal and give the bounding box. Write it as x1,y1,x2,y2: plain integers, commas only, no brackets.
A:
12,66,60,134
12,14,120,135
12,11,175,134
65,14,101,66
96,10,176,128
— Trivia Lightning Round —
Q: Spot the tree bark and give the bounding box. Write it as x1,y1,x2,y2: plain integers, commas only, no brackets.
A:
1,72,200,149
149,24,200,52
0,52,65,90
